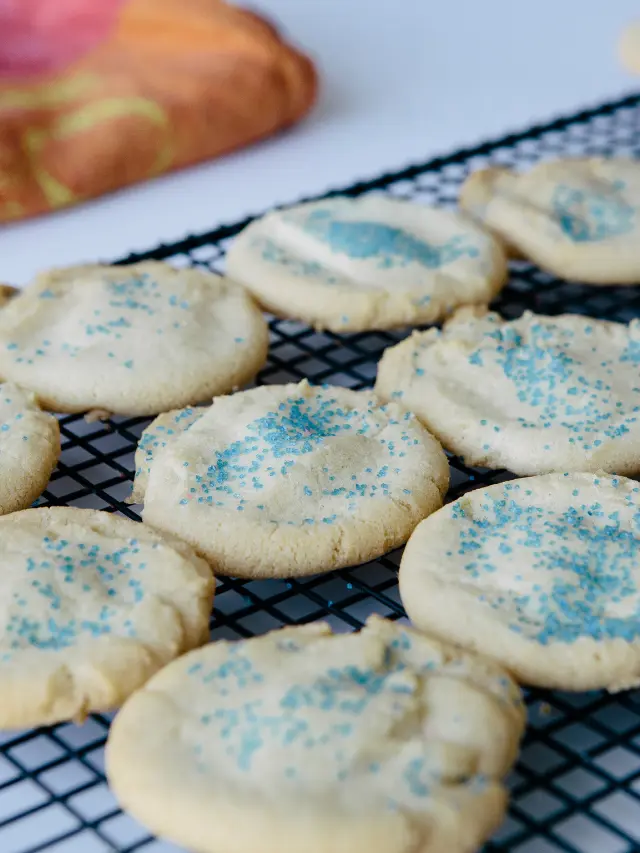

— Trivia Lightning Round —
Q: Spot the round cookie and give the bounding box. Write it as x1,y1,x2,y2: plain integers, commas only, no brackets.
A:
375,308,640,476
619,22,640,74
225,195,507,332
106,615,525,853
400,473,640,692
136,381,450,578
0,507,214,729
460,157,640,283
0,382,59,515
0,262,268,416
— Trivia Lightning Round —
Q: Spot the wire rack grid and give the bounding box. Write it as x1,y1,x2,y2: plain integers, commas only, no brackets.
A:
2,92,640,853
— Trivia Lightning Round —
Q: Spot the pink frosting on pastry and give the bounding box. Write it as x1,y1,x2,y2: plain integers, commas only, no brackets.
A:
0,0,124,77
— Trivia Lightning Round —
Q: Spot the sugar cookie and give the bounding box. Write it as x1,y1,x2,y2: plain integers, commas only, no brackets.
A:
0,262,268,415
619,22,640,74
106,615,525,853
375,308,640,476
0,382,59,515
401,473,640,692
225,195,507,332
136,381,449,577
460,158,640,283
130,405,206,504
0,507,214,728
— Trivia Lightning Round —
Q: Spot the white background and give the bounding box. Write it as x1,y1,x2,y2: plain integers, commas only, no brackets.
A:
1,0,640,284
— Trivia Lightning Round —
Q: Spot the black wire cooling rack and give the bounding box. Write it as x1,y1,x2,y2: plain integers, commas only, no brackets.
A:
3,93,640,853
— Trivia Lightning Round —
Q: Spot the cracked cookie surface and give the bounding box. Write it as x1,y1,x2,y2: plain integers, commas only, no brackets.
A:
226,195,507,332
459,157,640,283
376,308,640,476
401,472,640,691
135,381,449,577
0,382,59,515
0,507,214,728
107,616,524,853
0,262,268,415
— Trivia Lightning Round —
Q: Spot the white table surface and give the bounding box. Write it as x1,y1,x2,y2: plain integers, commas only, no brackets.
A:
1,0,639,285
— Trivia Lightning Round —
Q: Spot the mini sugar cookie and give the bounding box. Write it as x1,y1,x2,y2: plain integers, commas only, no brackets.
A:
0,382,59,515
0,507,214,729
225,195,507,332
0,262,268,416
376,308,640,476
136,381,449,577
106,615,525,853
460,157,640,284
401,473,640,692
619,22,640,74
